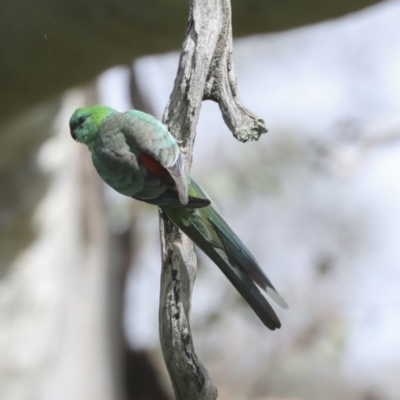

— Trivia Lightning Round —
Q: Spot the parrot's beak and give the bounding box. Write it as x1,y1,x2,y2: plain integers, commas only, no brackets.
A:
70,129,78,142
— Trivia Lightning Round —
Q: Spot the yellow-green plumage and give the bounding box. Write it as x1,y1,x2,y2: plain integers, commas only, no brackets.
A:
70,105,287,330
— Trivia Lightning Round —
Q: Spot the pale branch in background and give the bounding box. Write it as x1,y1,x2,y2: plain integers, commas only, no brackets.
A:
159,0,268,399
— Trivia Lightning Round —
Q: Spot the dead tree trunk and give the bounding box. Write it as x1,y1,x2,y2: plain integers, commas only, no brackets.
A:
158,1,267,399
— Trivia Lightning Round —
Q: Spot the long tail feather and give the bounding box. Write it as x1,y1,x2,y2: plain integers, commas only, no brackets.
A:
163,183,287,329
209,211,288,310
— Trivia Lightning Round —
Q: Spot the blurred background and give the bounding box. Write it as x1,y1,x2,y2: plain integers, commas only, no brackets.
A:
1,0,400,399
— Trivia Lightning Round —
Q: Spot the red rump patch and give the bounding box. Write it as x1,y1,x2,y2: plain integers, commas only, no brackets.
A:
138,153,171,182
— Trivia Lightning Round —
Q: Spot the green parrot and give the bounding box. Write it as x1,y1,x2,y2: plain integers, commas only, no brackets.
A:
70,105,288,330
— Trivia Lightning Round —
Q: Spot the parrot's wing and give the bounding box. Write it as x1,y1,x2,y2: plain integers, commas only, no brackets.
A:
145,188,210,208
165,152,188,205
122,110,189,205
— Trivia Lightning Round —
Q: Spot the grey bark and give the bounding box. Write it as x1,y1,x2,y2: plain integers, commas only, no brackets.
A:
158,1,266,398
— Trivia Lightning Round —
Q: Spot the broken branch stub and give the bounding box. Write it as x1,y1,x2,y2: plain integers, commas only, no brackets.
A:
203,0,268,142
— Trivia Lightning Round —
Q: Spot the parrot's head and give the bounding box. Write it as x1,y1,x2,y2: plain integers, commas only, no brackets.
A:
69,105,115,148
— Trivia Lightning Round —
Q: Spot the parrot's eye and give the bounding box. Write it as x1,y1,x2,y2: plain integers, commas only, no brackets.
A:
78,116,86,125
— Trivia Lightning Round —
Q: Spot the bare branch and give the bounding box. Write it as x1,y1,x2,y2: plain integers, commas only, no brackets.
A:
159,1,267,398
204,0,267,142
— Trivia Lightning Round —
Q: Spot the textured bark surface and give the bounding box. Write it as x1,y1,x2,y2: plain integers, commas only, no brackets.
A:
158,1,267,398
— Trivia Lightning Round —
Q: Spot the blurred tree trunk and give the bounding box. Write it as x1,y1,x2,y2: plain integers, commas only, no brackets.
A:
110,222,171,400
0,88,119,400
